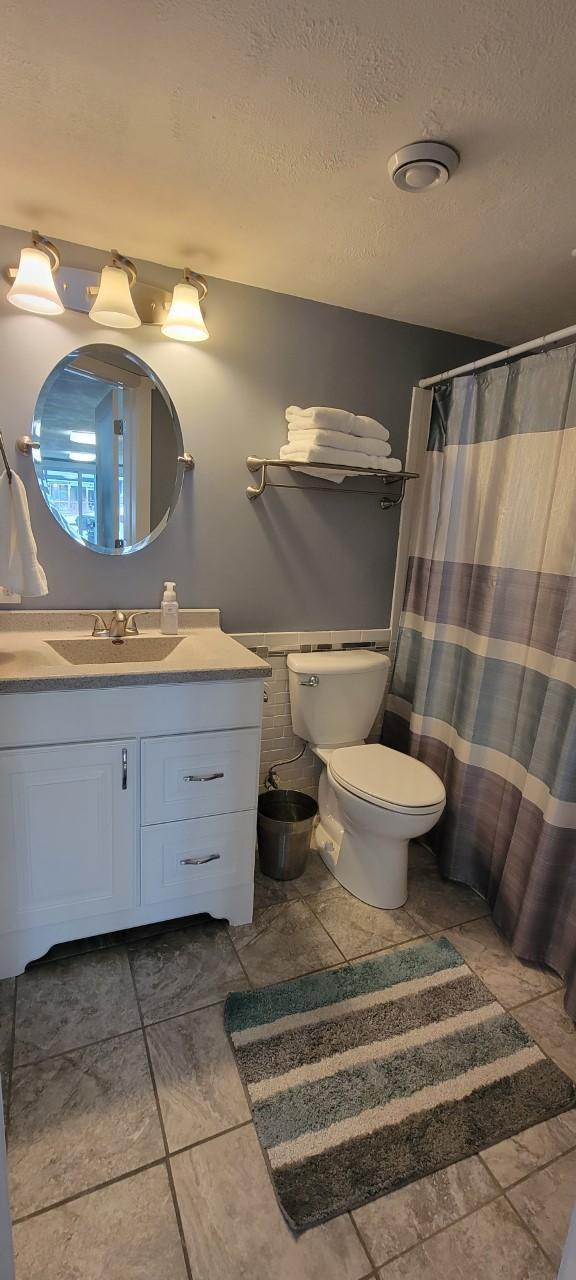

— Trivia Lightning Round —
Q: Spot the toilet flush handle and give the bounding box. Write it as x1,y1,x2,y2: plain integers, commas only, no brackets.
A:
300,674,319,687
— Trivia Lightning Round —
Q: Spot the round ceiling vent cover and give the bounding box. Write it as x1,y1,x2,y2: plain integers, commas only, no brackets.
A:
388,141,460,193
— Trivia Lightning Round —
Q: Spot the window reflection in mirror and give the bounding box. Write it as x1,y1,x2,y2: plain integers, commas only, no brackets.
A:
32,345,184,555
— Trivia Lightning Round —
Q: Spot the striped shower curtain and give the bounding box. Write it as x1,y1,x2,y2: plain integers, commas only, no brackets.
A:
384,345,576,1017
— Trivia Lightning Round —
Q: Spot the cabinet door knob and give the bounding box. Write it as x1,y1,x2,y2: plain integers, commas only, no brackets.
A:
183,772,224,783
121,747,128,790
179,853,221,866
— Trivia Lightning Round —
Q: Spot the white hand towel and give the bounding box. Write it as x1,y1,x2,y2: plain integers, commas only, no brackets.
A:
0,472,48,596
285,406,389,441
279,442,402,481
288,427,392,458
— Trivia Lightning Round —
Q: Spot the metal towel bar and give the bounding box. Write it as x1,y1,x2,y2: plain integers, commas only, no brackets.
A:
246,457,418,508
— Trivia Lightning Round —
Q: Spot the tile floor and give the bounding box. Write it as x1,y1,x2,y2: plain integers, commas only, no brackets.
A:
2,844,575,1279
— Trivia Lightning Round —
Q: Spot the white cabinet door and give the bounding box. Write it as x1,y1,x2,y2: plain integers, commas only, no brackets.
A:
0,740,138,931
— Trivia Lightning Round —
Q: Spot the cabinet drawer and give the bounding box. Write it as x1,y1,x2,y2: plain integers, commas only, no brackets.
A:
141,811,256,905
141,729,260,825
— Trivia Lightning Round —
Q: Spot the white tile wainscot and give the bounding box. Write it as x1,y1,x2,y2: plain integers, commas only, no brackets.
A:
232,629,390,797
0,679,265,978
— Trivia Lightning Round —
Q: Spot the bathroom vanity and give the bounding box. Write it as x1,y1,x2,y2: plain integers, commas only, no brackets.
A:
0,609,270,977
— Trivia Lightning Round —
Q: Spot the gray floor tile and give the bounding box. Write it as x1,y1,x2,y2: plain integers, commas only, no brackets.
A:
130,921,249,1024
171,1123,371,1280
0,977,15,1076
12,1165,188,1280
353,1155,497,1266
146,1002,250,1150
377,1197,554,1278
445,918,561,1008
406,846,489,932
229,899,342,986
9,1030,164,1217
13,950,140,1066
481,1109,576,1187
507,1147,576,1268
514,990,576,1082
307,885,423,959
254,855,301,907
290,852,341,897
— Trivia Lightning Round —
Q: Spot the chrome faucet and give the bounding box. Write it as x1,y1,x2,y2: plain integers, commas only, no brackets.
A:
88,610,144,639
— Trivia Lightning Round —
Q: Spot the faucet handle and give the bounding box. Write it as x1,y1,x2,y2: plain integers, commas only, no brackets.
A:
125,610,152,635
89,612,109,637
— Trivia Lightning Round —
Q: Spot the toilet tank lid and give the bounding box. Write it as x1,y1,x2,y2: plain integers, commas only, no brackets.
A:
287,650,390,675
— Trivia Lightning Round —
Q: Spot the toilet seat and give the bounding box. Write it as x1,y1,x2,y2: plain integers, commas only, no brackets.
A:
328,743,445,814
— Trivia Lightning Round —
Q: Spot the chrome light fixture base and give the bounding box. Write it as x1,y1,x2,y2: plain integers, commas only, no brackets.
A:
183,268,207,301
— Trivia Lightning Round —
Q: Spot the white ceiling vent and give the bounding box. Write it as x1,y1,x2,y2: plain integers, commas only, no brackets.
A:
388,142,460,193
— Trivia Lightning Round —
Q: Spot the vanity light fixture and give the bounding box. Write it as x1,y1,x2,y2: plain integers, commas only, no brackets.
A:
5,238,210,343
68,451,96,462
6,231,64,315
162,269,209,342
89,252,141,329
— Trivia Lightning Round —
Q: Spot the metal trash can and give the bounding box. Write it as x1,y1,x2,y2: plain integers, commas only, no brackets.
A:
257,789,318,880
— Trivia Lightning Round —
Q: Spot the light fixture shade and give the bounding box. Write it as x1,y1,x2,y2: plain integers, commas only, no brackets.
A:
7,246,64,315
162,280,209,342
89,264,141,329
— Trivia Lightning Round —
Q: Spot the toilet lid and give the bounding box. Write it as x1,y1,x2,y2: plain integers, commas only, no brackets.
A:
329,743,445,811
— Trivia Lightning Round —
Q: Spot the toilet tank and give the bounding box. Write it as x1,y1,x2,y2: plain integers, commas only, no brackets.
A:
287,650,390,747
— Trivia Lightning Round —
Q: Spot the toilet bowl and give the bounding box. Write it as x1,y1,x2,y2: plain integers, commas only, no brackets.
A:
287,650,446,909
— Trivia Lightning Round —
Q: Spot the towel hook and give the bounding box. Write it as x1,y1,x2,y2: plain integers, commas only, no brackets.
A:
0,429,12,484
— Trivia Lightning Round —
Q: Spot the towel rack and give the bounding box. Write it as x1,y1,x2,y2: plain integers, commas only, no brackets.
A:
0,430,12,484
246,457,418,509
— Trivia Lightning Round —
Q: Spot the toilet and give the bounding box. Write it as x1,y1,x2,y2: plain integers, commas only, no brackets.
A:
287,650,446,909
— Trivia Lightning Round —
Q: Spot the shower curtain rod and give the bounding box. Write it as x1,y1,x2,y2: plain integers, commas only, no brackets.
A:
419,320,576,389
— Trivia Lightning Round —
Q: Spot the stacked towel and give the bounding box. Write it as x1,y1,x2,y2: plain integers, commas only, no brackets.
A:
281,406,403,482
0,472,48,596
286,406,390,440
287,429,392,458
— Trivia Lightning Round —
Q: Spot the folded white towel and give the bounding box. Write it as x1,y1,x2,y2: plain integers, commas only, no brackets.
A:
288,427,392,458
286,406,389,442
0,471,48,596
279,442,403,482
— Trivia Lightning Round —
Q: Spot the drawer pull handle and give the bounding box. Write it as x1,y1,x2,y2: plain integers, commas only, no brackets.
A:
179,854,221,866
183,772,224,783
121,747,128,790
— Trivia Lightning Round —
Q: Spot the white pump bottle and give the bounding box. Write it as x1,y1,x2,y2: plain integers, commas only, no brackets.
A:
160,581,179,635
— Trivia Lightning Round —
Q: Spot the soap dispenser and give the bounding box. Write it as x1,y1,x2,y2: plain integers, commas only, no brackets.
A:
160,581,179,635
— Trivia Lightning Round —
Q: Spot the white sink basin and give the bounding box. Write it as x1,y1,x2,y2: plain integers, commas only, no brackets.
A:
46,636,184,665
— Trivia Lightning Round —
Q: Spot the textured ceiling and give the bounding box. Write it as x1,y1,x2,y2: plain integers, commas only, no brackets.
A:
2,0,576,343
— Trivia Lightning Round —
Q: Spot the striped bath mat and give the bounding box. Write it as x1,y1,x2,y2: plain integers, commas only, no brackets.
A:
224,937,574,1230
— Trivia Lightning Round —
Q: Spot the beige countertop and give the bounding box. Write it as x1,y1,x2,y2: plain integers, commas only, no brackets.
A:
0,608,271,694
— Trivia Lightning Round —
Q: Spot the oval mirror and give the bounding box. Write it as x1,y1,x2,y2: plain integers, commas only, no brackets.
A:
31,344,185,555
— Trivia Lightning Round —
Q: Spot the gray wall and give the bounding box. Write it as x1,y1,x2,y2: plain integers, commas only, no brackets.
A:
0,226,497,632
